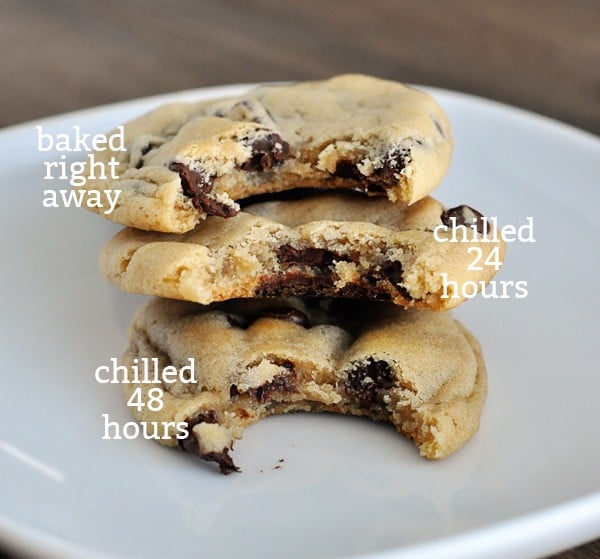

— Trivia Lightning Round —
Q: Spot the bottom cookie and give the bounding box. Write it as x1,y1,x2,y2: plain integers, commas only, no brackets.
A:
120,297,487,474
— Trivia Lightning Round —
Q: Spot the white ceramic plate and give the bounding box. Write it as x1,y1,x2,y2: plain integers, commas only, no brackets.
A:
1,84,599,559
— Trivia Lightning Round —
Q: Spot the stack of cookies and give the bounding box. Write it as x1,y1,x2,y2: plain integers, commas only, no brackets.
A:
82,75,505,474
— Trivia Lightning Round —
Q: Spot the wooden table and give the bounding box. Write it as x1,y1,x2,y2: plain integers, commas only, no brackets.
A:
1,1,598,558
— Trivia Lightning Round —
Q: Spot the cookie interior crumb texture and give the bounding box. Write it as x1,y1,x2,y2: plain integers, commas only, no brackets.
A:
80,74,453,232
121,297,487,474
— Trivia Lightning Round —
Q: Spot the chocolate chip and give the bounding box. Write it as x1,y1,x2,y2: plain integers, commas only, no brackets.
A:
379,262,412,300
336,282,392,300
141,143,157,156
240,133,290,172
333,160,385,194
231,361,296,404
168,162,238,218
189,410,218,426
375,149,410,185
277,245,341,272
201,451,240,475
261,307,311,328
260,249,414,302
135,142,161,169
178,410,217,455
256,272,396,300
364,262,412,301
334,160,364,181
178,411,240,474
247,361,297,404
432,117,445,138
236,100,253,110
233,100,267,124
256,273,334,298
379,261,402,286
344,359,395,408
211,99,280,128
333,148,410,191
210,101,256,120
441,205,487,235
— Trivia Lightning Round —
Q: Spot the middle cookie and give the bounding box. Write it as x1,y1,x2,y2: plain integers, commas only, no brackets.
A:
100,192,506,311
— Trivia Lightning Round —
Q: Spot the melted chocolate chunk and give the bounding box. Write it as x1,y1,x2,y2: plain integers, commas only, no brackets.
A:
200,451,240,475
247,361,297,404
377,262,412,300
333,148,411,191
261,307,311,328
379,261,403,286
441,205,487,235
188,410,218,427
257,273,333,297
168,162,238,218
230,362,297,404
261,250,415,302
334,160,364,181
178,411,217,455
240,133,290,172
178,411,240,474
336,282,392,300
333,161,385,194
375,149,410,185
256,273,394,300
363,262,412,301
345,360,395,408
277,245,341,272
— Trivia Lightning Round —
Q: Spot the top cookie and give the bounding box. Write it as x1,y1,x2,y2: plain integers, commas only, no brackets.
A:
80,74,452,232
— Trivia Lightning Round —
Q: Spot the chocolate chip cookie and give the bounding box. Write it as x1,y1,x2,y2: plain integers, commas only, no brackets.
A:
99,192,505,311
81,74,452,232
122,297,487,474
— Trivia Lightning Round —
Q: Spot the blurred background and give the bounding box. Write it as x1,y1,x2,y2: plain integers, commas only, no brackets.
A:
1,0,598,134
1,1,598,558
